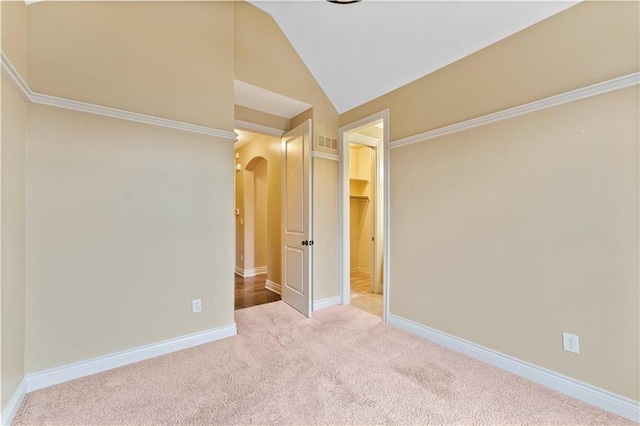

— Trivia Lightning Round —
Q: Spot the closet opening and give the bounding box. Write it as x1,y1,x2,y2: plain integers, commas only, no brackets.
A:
340,111,388,320
348,142,381,317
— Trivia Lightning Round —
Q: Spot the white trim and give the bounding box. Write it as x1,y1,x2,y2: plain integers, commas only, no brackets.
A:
30,93,237,140
311,151,340,162
388,314,640,423
234,266,267,278
26,323,237,393
253,266,268,275
1,52,32,102
389,72,640,149
312,295,342,311
265,280,281,295
349,132,379,147
234,119,286,138
1,379,27,426
0,52,236,141
339,109,390,323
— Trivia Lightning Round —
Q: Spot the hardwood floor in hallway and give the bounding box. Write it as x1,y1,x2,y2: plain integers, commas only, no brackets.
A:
235,273,281,310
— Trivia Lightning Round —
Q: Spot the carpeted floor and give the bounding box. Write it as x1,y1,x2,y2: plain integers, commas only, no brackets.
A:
14,301,632,425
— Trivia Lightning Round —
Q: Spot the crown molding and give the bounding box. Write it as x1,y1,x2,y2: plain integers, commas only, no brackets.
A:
389,72,640,149
1,51,237,141
1,51,32,102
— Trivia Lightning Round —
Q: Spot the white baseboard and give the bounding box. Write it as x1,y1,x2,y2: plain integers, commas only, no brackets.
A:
313,295,342,311
1,378,27,426
234,266,267,278
25,323,237,393
252,266,268,276
387,313,639,423
265,280,281,295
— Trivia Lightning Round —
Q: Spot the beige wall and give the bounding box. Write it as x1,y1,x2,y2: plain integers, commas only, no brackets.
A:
254,160,268,268
1,77,27,411
235,105,290,133
235,135,282,286
312,158,340,301
1,0,28,412
235,2,339,139
27,1,234,130
25,105,235,372
349,146,373,273
339,0,639,399
340,1,640,142
235,4,340,301
20,0,236,374
389,87,639,400
1,1,27,79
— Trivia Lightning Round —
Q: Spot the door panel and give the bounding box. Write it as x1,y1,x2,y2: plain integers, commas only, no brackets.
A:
285,135,304,234
282,120,312,317
284,247,304,294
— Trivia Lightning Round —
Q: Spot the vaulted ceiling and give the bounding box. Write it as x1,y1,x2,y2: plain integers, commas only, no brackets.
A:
249,0,579,114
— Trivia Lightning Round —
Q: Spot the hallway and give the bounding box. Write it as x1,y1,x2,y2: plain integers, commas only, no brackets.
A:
234,273,280,310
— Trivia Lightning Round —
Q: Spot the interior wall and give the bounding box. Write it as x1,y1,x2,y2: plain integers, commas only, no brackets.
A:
312,158,340,302
235,135,282,286
254,160,268,269
1,0,28,412
389,87,639,400
235,105,290,133
27,1,234,130
242,168,256,271
1,77,27,412
22,0,236,374
339,0,639,400
235,2,341,302
349,145,372,274
25,105,235,373
234,2,339,139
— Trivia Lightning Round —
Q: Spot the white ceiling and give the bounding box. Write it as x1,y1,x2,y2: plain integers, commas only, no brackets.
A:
249,0,579,114
235,128,265,149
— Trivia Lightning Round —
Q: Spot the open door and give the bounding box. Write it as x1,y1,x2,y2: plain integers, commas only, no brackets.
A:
281,120,312,317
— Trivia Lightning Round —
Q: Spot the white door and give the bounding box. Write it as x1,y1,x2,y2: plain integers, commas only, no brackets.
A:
282,120,312,317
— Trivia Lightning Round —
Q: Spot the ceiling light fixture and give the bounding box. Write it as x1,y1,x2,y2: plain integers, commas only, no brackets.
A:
327,0,361,4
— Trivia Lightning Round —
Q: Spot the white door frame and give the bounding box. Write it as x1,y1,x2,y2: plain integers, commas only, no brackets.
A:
339,110,390,321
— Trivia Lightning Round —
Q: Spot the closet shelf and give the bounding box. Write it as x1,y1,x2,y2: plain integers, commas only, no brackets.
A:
349,178,370,183
350,195,370,201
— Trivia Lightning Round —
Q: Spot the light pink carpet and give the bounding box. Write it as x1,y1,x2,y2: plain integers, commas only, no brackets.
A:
14,301,633,425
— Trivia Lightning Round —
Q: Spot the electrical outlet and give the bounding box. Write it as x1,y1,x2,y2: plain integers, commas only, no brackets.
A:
562,332,580,354
192,299,202,314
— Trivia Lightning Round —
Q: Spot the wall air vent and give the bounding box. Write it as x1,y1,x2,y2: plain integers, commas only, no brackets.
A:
316,134,338,154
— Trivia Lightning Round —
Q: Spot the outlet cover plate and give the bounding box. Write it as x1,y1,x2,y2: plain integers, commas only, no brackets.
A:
192,299,202,314
562,332,580,354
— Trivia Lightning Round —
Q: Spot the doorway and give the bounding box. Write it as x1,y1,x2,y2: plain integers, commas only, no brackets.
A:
234,130,283,310
340,111,389,320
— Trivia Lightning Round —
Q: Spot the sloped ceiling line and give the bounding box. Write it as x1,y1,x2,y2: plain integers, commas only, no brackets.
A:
249,0,579,113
